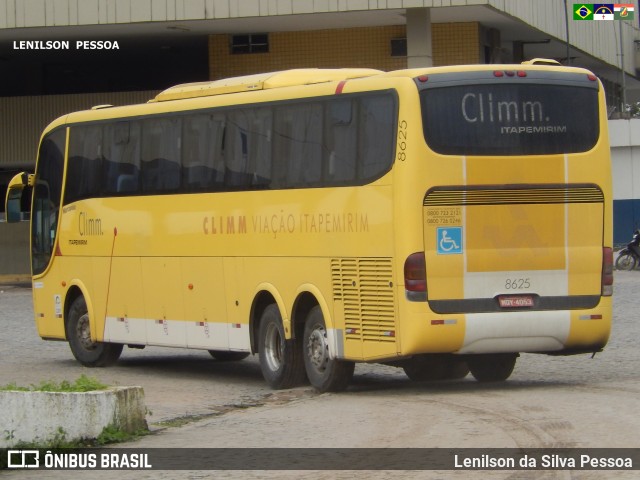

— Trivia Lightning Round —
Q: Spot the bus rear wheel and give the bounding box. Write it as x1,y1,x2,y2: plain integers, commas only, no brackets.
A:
467,353,517,382
66,296,123,367
402,354,469,381
258,304,306,389
303,306,354,392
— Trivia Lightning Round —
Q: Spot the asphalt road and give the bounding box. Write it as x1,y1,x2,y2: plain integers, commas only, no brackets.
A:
1,271,639,479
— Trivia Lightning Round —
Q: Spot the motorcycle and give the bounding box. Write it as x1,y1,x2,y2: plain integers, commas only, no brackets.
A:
615,229,640,270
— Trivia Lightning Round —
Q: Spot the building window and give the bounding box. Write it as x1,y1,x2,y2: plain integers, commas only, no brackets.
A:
390,38,407,57
230,34,269,54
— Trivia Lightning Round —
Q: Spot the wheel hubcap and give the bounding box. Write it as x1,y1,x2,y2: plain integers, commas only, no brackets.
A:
307,325,329,372
264,323,283,372
77,313,96,350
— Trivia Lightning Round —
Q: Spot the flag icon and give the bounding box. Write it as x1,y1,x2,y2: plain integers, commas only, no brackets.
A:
593,3,614,19
614,3,635,20
574,4,594,19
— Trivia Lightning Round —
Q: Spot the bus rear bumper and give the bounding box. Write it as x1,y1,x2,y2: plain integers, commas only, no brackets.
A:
456,310,570,354
398,298,611,357
455,304,611,355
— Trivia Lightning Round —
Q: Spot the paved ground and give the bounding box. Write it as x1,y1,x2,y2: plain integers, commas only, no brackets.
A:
1,271,639,479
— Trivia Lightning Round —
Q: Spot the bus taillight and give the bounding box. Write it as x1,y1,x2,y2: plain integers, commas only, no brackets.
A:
602,247,613,296
404,252,427,301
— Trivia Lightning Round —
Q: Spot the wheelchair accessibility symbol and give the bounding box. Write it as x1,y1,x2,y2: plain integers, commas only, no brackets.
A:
437,227,463,255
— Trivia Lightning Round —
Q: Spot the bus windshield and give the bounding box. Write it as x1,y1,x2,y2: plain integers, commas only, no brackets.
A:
420,79,600,156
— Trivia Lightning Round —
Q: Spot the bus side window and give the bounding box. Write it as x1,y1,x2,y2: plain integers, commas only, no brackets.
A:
116,174,139,193
358,94,395,180
182,113,225,192
325,99,357,183
104,121,141,195
66,125,104,203
224,108,272,189
247,107,272,189
273,103,322,188
224,111,249,188
141,117,181,193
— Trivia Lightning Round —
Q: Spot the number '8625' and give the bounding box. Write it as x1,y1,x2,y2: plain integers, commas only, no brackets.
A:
397,120,407,161
505,278,531,290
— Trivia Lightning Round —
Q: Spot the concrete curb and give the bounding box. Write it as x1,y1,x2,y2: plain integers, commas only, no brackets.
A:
0,386,147,447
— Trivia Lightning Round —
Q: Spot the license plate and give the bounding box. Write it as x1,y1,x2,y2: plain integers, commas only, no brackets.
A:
498,295,534,308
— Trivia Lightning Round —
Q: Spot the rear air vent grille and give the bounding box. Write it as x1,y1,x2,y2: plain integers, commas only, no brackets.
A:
331,258,396,343
424,184,604,206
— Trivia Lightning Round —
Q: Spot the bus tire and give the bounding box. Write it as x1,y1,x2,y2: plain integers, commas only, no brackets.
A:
66,296,123,367
208,350,250,361
303,306,354,393
468,353,517,382
402,354,469,381
258,304,306,389
448,359,470,380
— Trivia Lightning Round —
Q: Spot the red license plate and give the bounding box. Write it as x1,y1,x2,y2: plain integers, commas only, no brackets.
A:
498,295,534,308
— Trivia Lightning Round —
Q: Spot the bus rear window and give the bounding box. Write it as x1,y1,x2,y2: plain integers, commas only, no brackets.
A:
420,84,599,156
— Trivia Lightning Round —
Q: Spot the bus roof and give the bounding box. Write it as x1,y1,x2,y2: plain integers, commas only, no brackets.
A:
53,61,597,133
152,68,383,102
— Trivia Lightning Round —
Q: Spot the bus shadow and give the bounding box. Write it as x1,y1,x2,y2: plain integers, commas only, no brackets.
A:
348,371,586,395
109,351,266,385
55,349,588,395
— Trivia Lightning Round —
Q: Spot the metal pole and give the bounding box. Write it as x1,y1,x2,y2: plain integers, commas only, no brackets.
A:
620,22,627,114
564,0,571,64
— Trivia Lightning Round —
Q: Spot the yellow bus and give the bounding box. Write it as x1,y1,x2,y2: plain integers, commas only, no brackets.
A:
5,63,613,392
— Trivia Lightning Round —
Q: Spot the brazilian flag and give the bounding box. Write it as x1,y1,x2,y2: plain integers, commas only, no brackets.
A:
574,4,594,19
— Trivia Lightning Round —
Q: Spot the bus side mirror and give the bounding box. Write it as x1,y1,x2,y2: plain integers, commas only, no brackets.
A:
4,172,33,223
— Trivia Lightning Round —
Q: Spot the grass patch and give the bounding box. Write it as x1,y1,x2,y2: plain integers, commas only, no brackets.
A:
4,424,149,452
95,424,149,446
0,374,108,392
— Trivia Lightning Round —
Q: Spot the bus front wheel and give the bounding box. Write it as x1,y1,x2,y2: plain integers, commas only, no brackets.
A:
303,306,354,392
66,296,123,367
258,304,306,389
467,353,517,382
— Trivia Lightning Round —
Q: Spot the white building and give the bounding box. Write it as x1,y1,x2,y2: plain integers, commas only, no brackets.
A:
610,119,640,243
